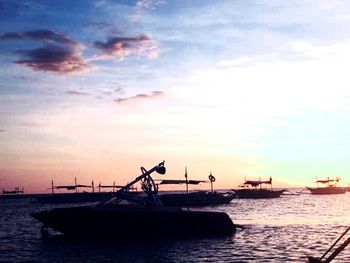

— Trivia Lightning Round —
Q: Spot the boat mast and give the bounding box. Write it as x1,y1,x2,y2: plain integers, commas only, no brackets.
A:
185,166,189,195
75,177,77,193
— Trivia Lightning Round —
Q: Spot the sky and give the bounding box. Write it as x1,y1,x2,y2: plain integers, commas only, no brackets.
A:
2,0,350,193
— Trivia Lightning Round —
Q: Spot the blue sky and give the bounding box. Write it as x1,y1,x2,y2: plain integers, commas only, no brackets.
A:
1,0,350,192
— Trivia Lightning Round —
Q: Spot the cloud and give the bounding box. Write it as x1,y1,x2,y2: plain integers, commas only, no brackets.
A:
13,75,38,82
93,34,158,60
83,21,122,35
0,29,77,45
1,29,92,74
131,0,165,22
114,90,164,103
114,87,124,94
14,45,91,74
65,90,91,96
0,129,6,133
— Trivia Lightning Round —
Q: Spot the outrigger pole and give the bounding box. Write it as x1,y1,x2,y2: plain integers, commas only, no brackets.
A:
308,226,350,263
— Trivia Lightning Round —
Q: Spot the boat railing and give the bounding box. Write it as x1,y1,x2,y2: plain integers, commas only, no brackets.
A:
99,161,166,208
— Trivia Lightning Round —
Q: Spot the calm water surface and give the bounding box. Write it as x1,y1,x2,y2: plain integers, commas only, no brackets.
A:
1,192,350,262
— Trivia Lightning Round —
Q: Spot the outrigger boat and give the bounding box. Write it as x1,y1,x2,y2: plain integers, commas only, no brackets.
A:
32,161,236,238
306,177,346,195
156,169,235,207
0,187,27,199
34,179,129,204
233,177,285,199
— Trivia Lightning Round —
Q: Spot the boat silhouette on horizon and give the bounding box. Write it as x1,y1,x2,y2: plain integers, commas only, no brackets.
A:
233,177,285,199
155,169,235,207
306,177,346,195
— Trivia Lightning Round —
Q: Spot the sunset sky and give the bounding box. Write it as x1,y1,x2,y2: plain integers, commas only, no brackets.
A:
2,0,350,193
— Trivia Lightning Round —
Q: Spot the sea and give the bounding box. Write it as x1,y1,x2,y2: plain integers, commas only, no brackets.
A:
1,191,350,263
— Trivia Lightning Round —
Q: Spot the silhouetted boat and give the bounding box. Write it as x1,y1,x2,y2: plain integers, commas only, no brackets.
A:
0,187,28,199
32,162,236,238
33,179,136,204
234,177,285,199
306,177,346,195
160,190,236,207
156,169,235,207
34,192,119,204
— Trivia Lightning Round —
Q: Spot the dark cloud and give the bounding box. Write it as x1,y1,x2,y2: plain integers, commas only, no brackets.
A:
93,34,158,60
0,29,77,45
1,29,91,74
0,129,6,133
114,90,164,103
66,90,91,96
14,44,91,74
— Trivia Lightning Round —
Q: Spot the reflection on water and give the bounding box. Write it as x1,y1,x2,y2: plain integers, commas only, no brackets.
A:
1,192,350,262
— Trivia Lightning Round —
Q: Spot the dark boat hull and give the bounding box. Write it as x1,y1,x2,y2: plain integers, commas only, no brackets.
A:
33,191,236,206
34,192,122,204
234,189,285,199
306,187,346,195
0,194,30,200
159,191,235,207
32,206,236,237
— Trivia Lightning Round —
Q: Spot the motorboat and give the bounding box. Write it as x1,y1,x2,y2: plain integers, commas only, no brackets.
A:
234,177,285,199
32,161,236,238
306,177,346,195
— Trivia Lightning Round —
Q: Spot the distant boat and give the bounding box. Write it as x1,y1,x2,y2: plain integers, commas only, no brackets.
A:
159,189,236,207
306,177,346,195
32,161,236,238
155,169,235,207
34,192,119,204
34,179,135,204
2,187,24,195
0,187,28,199
233,177,285,199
